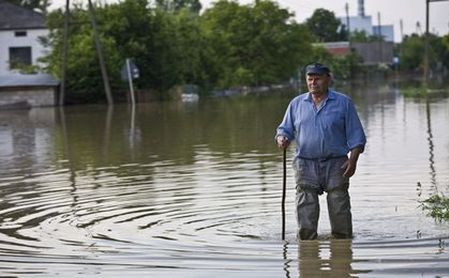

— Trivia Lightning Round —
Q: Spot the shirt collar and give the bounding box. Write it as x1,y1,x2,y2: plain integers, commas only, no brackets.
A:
304,90,335,102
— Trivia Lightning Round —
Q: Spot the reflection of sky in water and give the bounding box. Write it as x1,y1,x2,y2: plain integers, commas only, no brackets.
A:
0,90,448,276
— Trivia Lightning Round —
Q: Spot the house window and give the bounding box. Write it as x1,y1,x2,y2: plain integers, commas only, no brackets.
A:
14,31,27,37
9,47,32,69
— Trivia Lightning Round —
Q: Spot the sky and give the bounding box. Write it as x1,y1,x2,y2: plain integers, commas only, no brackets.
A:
50,0,449,42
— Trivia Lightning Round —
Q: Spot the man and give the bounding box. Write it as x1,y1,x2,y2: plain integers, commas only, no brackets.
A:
275,63,366,240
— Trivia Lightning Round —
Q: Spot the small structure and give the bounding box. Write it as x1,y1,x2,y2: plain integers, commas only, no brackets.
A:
316,41,394,65
0,0,49,75
315,42,351,57
352,41,394,65
0,74,59,108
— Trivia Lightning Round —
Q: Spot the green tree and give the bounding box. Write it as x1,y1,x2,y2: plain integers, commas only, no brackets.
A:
398,33,449,74
305,8,343,42
399,34,426,72
202,0,313,88
42,0,321,102
44,0,210,101
44,5,122,103
442,34,449,70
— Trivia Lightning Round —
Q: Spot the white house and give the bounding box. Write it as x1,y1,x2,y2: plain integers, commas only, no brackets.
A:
0,0,50,75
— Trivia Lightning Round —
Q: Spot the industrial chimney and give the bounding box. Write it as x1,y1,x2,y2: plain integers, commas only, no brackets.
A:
358,0,365,17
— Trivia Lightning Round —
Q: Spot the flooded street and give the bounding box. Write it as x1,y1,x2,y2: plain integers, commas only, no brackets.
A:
0,83,448,277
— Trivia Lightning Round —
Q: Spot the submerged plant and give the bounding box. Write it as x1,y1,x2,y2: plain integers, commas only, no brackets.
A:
419,193,449,222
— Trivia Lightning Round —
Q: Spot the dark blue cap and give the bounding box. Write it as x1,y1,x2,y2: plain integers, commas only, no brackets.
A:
305,63,330,75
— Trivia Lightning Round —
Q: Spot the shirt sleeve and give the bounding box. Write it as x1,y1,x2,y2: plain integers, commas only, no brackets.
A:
275,100,296,141
345,99,367,152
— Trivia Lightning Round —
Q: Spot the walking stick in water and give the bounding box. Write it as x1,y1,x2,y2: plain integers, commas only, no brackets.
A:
282,148,286,240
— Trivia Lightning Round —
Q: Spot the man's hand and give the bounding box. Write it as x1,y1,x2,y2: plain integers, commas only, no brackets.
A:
341,147,362,177
276,136,290,150
341,159,356,177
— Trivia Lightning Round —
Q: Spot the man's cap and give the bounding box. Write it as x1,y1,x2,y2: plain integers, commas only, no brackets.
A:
305,63,330,75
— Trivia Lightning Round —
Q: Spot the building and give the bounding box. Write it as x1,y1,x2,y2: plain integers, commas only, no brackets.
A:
0,0,50,75
317,41,394,65
0,74,59,108
314,42,351,57
339,0,395,42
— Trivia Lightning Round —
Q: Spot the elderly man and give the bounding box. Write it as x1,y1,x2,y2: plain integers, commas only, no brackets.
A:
275,63,366,240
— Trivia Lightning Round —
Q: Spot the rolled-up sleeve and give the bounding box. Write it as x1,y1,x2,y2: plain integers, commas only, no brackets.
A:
275,101,296,141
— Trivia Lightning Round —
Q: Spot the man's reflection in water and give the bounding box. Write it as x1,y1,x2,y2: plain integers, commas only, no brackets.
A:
297,239,368,277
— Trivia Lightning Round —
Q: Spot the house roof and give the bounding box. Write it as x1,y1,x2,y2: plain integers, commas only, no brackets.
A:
0,74,59,88
0,0,46,30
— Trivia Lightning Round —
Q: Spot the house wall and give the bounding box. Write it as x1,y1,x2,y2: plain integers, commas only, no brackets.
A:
0,86,57,107
0,28,49,75
352,41,394,65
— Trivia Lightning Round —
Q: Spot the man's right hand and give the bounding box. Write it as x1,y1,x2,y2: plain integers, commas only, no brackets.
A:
276,136,290,149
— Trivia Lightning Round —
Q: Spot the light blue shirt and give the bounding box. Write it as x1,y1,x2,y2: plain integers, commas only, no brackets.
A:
276,90,366,159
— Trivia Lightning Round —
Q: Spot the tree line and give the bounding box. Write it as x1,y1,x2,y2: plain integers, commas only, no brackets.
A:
18,0,449,103
41,0,322,103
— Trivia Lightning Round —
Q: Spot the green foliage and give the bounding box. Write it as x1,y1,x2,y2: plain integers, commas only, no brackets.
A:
201,0,313,88
399,33,448,73
9,62,41,74
305,8,344,42
442,34,449,70
399,34,425,71
419,193,449,222
42,0,364,103
44,5,122,103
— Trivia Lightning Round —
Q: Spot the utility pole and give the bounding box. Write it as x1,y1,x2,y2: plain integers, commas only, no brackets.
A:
59,0,70,106
399,19,404,71
345,3,351,45
345,2,352,78
88,0,113,105
424,0,429,84
377,12,383,63
424,0,449,84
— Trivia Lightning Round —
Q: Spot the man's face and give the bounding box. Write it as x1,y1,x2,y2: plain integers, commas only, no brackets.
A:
306,74,330,95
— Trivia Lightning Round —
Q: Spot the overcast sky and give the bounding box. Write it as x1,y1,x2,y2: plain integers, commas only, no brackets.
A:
50,0,449,42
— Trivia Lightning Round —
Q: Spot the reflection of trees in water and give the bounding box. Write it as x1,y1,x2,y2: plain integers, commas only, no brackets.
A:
53,97,291,169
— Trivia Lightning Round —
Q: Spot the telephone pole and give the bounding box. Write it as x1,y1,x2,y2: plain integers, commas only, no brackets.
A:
88,0,113,105
59,0,114,105
424,0,449,83
59,0,70,106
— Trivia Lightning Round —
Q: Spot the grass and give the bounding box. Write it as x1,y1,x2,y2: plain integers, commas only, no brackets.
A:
419,193,449,222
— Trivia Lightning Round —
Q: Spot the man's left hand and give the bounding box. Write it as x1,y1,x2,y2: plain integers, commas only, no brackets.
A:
341,159,356,177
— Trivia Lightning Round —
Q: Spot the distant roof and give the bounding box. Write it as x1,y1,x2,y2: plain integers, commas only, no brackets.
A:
0,0,46,30
0,74,59,87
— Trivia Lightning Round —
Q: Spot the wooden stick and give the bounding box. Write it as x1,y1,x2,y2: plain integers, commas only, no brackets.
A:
282,148,286,240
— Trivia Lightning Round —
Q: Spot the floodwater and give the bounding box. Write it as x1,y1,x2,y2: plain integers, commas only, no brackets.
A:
0,83,448,277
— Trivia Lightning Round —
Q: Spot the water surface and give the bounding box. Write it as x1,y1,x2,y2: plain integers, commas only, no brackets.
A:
0,84,448,277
